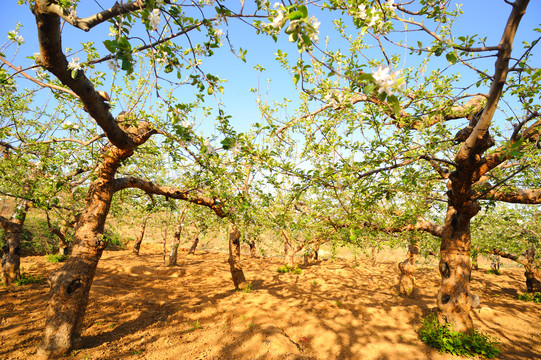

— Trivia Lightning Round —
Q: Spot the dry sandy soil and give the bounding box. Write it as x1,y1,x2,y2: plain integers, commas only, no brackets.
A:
1,245,540,360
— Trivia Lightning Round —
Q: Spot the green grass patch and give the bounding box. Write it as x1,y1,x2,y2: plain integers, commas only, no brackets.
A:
518,292,541,303
277,264,302,274
487,269,501,275
241,283,254,293
46,254,68,263
15,272,45,286
418,314,500,358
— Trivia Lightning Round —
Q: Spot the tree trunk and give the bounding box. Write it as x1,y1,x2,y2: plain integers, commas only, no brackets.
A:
524,249,541,293
1,200,30,285
228,223,247,290
37,144,134,358
398,243,419,297
281,230,296,267
188,233,200,255
370,246,378,267
437,203,479,333
471,251,479,271
132,214,149,256
248,238,259,258
168,223,182,266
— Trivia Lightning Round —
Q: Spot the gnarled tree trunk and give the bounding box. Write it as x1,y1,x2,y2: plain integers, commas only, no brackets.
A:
37,134,149,357
524,249,541,292
188,233,200,255
228,223,247,290
168,223,182,266
398,243,419,297
248,237,259,258
0,200,30,285
132,213,150,256
437,201,479,333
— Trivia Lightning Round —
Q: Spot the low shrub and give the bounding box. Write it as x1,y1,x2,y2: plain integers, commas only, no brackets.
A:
15,273,45,286
518,292,541,303
277,264,302,274
418,314,500,358
46,254,69,263
487,269,501,275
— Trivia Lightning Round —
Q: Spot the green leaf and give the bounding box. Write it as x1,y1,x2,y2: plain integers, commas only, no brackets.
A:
103,40,117,53
446,52,457,64
293,73,300,85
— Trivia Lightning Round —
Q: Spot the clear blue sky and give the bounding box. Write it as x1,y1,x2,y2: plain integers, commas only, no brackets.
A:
1,1,540,137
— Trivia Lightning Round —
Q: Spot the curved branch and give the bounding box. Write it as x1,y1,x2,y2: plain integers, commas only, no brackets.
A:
46,0,145,32
112,177,227,218
0,55,78,98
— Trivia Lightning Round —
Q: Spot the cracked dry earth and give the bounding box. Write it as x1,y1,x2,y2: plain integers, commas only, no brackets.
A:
1,246,540,360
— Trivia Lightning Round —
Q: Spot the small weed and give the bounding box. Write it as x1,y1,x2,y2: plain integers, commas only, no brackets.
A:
335,300,342,308
487,269,501,275
249,322,255,328
518,292,541,303
133,349,143,355
109,323,116,329
70,349,81,357
241,283,254,293
311,280,319,286
15,273,44,286
418,314,500,358
277,264,302,274
188,320,200,332
46,254,68,263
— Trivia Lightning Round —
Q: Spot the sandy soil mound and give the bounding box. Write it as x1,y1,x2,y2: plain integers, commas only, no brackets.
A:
1,246,540,360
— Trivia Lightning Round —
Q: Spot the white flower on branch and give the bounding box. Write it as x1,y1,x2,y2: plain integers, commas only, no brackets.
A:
272,9,285,29
67,57,82,71
358,4,367,19
372,64,403,96
148,9,161,31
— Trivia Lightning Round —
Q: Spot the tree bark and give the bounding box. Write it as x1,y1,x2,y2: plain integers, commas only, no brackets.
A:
188,233,200,255
398,243,419,297
131,213,149,256
437,202,479,333
248,238,259,258
228,223,247,290
0,200,30,285
37,121,154,357
168,223,182,266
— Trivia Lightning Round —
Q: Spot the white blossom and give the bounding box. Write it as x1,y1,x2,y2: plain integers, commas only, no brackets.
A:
67,57,82,71
272,9,285,29
372,64,402,96
358,4,367,19
273,2,281,9
148,9,161,31
107,60,117,71
181,120,192,128
69,6,77,20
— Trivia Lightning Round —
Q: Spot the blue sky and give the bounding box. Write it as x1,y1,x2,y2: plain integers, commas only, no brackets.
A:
1,1,540,138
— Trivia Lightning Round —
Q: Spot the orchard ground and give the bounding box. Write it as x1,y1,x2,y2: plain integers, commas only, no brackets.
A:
1,243,540,360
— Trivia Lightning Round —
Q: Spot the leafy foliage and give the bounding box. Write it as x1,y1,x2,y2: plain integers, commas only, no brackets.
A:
277,264,302,274
518,292,541,303
418,314,501,358
46,254,68,263
14,273,45,286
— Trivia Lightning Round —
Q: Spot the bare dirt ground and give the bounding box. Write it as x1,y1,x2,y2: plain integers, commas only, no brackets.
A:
1,245,540,360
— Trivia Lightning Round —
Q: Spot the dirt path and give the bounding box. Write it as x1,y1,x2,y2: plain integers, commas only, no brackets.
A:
1,246,540,360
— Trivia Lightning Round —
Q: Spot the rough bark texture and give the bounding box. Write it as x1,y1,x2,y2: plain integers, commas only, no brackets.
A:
436,0,529,332
248,238,259,258
0,201,30,285
524,249,541,292
228,223,247,290
37,122,155,358
398,244,419,297
168,223,182,266
131,214,149,256
188,235,199,255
